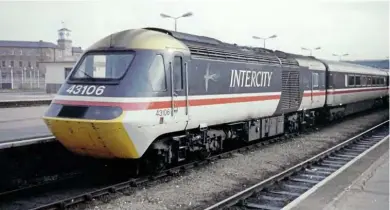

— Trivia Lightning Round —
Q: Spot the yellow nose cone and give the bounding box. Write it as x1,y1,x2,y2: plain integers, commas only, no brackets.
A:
42,115,139,159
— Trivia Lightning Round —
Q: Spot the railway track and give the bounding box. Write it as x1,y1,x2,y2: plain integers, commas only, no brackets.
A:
204,120,389,210
19,132,301,210
0,108,387,210
0,136,109,198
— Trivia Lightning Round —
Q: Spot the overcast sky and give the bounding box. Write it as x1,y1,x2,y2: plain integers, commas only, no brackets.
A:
0,0,388,60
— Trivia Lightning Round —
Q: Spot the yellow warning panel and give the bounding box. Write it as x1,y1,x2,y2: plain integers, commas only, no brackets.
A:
43,114,139,159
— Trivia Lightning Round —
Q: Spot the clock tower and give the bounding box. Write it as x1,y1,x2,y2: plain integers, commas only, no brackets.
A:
57,22,73,57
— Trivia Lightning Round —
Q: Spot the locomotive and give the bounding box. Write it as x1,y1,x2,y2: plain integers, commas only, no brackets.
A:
42,27,389,170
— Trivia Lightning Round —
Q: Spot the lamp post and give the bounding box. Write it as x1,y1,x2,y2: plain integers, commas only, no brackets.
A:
252,34,277,49
301,47,321,56
36,68,40,88
8,65,13,89
332,53,349,61
160,12,193,31
23,67,27,85
0,68,2,89
21,67,24,84
29,67,33,89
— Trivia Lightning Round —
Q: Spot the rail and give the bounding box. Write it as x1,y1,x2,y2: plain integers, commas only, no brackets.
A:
203,120,389,210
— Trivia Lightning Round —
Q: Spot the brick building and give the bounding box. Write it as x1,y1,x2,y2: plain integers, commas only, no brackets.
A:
0,26,83,89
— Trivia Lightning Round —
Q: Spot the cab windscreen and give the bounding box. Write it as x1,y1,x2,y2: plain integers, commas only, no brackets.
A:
70,51,135,80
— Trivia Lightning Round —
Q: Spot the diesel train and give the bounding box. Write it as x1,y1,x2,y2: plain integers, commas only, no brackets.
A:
42,27,389,170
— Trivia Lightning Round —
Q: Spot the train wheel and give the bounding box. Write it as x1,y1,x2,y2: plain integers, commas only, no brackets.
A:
197,149,211,160
141,151,167,175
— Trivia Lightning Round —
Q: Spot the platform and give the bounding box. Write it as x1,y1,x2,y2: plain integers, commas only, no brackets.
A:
0,106,52,143
286,137,389,210
0,92,54,102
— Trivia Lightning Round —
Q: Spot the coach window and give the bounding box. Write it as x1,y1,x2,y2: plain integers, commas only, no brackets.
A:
372,77,377,85
173,56,184,91
367,77,372,86
348,75,355,87
355,75,361,86
149,54,167,92
361,76,367,86
312,72,319,88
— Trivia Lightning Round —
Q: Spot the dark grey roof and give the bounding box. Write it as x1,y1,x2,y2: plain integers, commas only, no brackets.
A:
346,59,389,69
0,40,58,48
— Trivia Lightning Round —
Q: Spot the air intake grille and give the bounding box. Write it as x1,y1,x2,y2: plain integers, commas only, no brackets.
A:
280,70,300,110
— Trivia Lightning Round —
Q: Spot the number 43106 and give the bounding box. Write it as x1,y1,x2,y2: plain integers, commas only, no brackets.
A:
66,85,106,95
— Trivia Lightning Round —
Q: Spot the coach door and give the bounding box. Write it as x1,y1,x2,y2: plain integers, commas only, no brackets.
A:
169,52,190,124
311,72,319,107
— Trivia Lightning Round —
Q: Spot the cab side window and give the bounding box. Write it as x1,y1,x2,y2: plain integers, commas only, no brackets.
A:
173,56,183,91
148,54,167,92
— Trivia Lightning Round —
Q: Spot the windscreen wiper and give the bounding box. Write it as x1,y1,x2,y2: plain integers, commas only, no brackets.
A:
78,70,94,79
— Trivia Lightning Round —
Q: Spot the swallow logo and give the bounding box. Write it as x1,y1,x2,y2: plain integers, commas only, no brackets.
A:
204,63,219,92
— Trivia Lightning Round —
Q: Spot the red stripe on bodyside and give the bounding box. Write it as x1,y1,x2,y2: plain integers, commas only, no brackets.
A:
53,94,281,111
303,91,326,97
302,87,388,97
329,87,389,95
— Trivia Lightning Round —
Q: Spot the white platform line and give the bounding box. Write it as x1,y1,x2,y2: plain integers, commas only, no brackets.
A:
282,134,389,210
0,136,56,149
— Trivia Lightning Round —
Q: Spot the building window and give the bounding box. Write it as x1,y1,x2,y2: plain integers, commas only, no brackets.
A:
28,61,31,68
36,62,39,68
19,61,23,68
10,61,14,67
1,61,5,67
64,67,72,79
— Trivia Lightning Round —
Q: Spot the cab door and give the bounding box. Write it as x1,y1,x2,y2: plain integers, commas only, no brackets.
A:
169,52,190,125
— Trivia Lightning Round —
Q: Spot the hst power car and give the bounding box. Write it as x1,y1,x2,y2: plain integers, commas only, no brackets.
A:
42,27,389,169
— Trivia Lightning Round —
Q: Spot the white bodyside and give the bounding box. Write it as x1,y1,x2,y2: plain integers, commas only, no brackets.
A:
299,90,326,111
324,60,388,106
126,93,281,155
295,57,327,111
54,92,281,156
328,87,388,106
